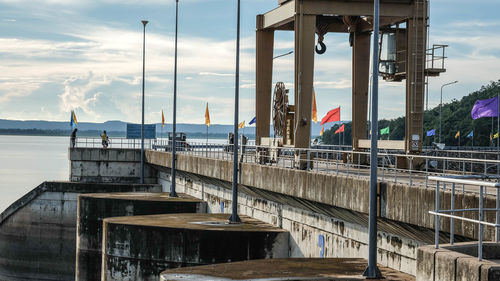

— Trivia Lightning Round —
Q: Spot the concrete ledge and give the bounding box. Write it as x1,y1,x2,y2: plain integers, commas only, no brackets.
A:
160,258,415,281
417,242,500,281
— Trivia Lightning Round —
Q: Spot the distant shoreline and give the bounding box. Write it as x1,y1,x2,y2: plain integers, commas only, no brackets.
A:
0,129,255,140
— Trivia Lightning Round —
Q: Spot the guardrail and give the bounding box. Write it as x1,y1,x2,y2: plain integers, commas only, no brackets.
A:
148,141,500,192
428,175,500,261
72,138,500,192
73,137,153,149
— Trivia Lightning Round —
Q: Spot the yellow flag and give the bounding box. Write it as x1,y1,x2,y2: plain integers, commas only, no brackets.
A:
455,131,460,139
73,111,78,125
495,132,499,139
162,110,165,128
312,89,318,123
205,103,210,127
320,126,324,136
238,120,245,129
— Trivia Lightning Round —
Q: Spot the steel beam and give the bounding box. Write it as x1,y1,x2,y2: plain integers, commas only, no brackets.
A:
293,13,316,149
405,1,428,153
259,0,295,30
352,32,371,151
303,0,412,17
255,23,275,145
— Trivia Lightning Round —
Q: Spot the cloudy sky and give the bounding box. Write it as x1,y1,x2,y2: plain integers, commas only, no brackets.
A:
0,0,499,125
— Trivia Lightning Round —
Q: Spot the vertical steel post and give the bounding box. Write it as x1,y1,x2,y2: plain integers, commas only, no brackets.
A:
435,181,440,249
170,0,179,197
140,20,148,184
229,0,241,223
363,0,381,277
496,187,500,242
479,185,484,261
451,183,455,244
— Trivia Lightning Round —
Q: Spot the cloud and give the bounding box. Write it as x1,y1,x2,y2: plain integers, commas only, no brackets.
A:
58,72,109,119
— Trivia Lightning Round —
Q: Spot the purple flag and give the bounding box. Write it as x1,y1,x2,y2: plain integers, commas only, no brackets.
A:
471,96,499,120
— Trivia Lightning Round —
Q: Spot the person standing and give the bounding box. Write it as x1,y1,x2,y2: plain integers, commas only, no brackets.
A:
70,128,78,148
100,130,109,148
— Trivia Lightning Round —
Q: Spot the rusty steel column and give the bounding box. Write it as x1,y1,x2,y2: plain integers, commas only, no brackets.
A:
293,12,316,149
351,31,371,151
255,16,274,145
405,0,428,153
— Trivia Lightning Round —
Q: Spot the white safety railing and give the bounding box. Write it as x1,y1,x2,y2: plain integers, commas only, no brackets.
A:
73,137,153,149
428,175,500,261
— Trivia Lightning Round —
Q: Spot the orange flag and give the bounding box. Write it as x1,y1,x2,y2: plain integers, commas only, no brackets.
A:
162,110,165,128
205,103,210,127
312,89,318,123
320,126,324,136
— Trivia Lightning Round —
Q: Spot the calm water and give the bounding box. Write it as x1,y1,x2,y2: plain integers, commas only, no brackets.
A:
0,136,69,213
0,135,230,213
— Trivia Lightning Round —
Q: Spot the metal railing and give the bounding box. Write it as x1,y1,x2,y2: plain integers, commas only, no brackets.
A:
72,137,500,193
428,175,500,261
73,137,152,149
147,141,500,192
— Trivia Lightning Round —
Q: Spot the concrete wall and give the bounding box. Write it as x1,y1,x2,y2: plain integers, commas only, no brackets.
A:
157,170,434,275
0,181,161,281
70,148,157,183
101,213,289,281
76,193,207,281
146,151,496,241
417,243,500,281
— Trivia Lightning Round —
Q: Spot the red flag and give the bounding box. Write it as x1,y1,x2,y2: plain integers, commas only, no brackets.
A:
335,124,345,134
320,107,340,125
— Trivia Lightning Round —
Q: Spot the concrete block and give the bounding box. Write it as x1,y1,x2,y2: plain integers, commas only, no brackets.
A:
90,149,100,161
107,149,118,161
116,150,126,161
456,257,481,281
416,245,440,281
102,214,289,281
435,250,470,281
69,148,82,161
481,264,500,281
99,149,109,161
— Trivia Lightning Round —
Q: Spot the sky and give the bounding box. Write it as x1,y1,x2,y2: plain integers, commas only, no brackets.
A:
0,0,499,125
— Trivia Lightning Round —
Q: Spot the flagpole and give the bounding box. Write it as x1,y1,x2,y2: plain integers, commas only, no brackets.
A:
170,0,179,198
497,92,499,175
206,124,208,157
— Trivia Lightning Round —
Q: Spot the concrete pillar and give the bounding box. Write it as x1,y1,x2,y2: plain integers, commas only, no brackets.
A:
101,214,289,281
351,31,371,150
405,1,428,153
76,193,206,281
255,15,274,145
293,14,316,148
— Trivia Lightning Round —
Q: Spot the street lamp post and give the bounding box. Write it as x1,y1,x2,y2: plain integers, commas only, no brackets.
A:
170,0,179,197
439,80,458,143
229,0,242,223
363,0,382,278
140,20,148,184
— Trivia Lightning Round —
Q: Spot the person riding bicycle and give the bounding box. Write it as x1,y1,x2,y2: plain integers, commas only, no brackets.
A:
100,130,109,148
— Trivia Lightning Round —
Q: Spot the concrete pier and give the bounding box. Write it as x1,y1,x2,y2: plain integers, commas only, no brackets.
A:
101,213,289,281
160,258,416,281
76,192,206,281
0,181,161,281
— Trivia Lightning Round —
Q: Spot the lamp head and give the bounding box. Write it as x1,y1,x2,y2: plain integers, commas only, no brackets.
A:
142,20,149,26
